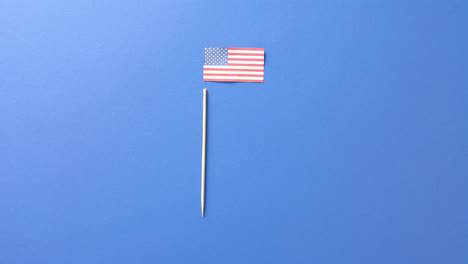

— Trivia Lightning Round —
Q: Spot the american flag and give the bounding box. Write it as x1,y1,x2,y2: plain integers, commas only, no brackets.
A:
203,47,264,82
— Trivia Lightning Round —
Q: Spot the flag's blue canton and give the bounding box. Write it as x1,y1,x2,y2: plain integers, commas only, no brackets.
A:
204,48,228,65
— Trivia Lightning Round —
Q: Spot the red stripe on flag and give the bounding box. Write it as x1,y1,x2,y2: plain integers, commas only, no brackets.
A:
203,68,264,72
204,74,264,77
204,78,263,82
228,47,264,51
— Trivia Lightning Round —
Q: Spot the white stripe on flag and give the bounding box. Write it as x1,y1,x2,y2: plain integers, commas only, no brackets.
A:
228,55,264,59
228,50,264,54
228,61,264,65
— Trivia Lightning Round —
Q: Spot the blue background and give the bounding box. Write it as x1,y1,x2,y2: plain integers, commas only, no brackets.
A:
1,0,467,263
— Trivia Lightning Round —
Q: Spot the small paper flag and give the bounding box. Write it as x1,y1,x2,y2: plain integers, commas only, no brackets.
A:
203,47,264,82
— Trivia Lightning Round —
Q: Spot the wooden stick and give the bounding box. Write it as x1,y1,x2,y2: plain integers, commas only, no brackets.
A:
201,88,207,217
